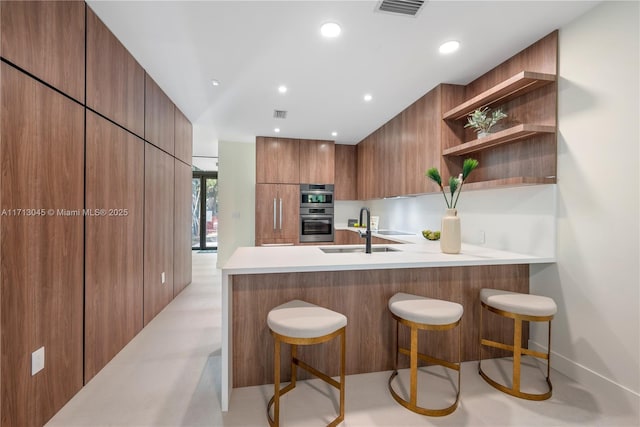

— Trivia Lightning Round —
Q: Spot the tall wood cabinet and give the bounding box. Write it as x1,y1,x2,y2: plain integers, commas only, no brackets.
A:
143,144,175,326
1,62,84,427
84,111,144,383
255,184,299,246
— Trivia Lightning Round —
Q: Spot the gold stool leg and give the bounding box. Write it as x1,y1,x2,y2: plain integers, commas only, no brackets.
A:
291,344,297,388
410,326,418,406
513,318,522,392
273,338,281,427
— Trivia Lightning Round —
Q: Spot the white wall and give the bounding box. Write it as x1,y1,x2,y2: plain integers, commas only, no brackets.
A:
530,0,639,402
338,184,557,258
217,141,256,268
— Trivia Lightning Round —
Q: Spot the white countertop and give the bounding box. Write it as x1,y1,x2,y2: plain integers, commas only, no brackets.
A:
222,228,555,275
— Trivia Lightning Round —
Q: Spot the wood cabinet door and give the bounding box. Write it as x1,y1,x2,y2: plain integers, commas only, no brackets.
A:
0,1,85,102
1,63,84,427
143,143,175,326
174,107,193,164
84,111,144,383
256,137,300,184
276,184,300,244
334,145,357,200
255,183,278,243
145,73,175,154
299,140,335,184
86,7,145,138
174,159,193,296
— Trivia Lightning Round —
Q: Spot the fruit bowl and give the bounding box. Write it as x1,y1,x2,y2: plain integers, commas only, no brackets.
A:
422,230,441,241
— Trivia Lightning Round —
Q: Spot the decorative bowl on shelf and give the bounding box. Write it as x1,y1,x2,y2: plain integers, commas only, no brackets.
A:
422,230,441,241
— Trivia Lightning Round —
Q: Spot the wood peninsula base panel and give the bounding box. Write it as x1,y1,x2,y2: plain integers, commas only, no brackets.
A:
232,264,529,387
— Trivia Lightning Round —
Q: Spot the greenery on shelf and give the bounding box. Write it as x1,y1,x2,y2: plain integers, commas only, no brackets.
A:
425,158,479,208
464,107,507,135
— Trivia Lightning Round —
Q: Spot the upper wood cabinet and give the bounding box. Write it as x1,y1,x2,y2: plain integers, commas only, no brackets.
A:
0,1,85,102
440,31,558,191
174,107,193,165
256,137,300,184
86,7,145,138
84,111,144,383
1,63,84,427
145,74,175,154
143,143,175,326
299,139,335,184
335,144,357,200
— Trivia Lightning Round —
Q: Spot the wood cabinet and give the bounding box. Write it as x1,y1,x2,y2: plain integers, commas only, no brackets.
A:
440,31,558,190
145,73,175,155
356,137,374,200
1,63,84,427
174,159,193,296
0,1,85,102
255,184,299,245
334,145,357,200
86,7,145,138
84,111,144,383
299,139,335,184
334,230,400,245
174,107,193,165
256,137,300,184
143,144,175,326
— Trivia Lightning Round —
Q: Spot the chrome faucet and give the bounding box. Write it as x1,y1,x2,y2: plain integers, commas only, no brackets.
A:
359,207,372,254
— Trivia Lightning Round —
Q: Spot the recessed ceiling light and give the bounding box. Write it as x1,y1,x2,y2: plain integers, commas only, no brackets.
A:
439,40,460,54
211,79,220,86
274,128,280,133
278,85,287,94
331,131,338,137
320,22,341,38
364,94,373,102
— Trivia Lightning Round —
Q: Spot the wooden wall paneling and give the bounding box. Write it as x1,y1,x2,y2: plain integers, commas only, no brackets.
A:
174,107,193,165
231,264,528,387
1,63,84,426
174,159,193,296
0,1,85,102
145,74,175,155
334,145,357,200
84,111,144,383
86,7,145,137
299,139,335,184
143,144,175,325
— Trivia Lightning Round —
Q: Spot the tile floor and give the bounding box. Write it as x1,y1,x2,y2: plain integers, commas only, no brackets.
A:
47,253,639,427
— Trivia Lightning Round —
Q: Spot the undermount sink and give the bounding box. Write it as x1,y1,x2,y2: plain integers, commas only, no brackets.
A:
320,246,401,254
375,230,415,236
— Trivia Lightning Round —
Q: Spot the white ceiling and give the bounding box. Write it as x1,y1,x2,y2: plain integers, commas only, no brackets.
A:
87,0,598,156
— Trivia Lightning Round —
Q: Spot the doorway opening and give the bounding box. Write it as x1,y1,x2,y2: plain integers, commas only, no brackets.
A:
192,172,218,251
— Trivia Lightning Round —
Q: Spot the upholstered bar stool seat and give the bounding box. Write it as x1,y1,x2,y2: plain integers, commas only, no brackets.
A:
388,293,463,417
267,300,347,427
479,288,557,401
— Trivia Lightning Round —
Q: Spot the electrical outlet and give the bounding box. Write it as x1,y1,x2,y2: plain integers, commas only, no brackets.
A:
161,272,166,284
479,230,486,244
32,347,45,376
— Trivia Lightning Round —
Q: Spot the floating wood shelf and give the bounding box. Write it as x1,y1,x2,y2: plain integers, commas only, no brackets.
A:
443,71,556,120
444,176,556,192
443,124,556,156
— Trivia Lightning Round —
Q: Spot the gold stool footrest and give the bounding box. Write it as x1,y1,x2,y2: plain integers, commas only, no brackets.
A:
388,369,460,417
478,363,552,401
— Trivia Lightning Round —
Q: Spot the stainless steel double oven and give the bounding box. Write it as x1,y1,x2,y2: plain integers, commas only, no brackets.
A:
299,184,334,243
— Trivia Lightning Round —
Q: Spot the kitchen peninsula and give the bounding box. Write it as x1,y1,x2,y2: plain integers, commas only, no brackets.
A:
220,231,554,410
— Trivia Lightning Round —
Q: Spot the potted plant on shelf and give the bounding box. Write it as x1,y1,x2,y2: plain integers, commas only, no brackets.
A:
464,107,507,138
425,158,479,254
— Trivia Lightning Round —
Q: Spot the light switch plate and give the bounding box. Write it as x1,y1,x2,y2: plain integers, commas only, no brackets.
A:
32,346,45,376
161,272,166,284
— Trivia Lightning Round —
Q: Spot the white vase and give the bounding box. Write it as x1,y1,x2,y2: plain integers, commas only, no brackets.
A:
440,208,461,254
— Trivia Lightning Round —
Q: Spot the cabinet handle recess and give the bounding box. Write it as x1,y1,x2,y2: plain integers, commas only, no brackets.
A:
279,198,283,230
273,198,277,230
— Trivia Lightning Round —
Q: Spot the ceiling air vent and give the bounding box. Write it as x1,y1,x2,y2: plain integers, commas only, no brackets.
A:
378,0,425,16
273,110,287,119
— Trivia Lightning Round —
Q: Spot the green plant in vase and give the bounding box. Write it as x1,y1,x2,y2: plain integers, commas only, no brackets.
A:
464,107,507,138
425,158,479,208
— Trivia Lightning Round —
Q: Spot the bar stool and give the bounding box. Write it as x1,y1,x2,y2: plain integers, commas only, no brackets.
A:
267,300,347,427
388,292,463,416
479,288,557,400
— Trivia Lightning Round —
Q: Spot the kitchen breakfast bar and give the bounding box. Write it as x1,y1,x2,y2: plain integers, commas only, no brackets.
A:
220,233,555,411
